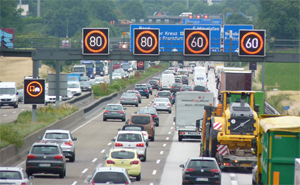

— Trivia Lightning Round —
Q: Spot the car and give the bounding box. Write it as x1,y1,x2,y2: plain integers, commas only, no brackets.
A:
119,125,149,146
171,92,176,104
25,142,66,178
67,81,82,96
45,90,62,105
252,164,258,185
170,83,182,93
120,92,139,107
133,84,149,98
112,72,122,80
152,98,172,113
148,79,159,89
156,90,173,104
179,157,221,185
87,167,134,185
127,114,155,141
0,167,33,185
38,129,77,162
112,130,147,162
103,104,126,121
80,81,92,92
136,107,160,126
180,75,189,85
104,148,142,181
193,85,209,92
127,90,142,103
17,89,24,102
80,75,89,81
147,84,153,95
181,85,193,91
94,77,106,84
175,77,182,83
62,89,74,101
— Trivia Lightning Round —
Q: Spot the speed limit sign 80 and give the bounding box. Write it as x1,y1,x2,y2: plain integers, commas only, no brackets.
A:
134,29,159,55
82,28,109,55
239,30,266,57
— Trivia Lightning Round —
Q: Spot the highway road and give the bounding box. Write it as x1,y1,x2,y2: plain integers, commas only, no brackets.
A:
9,67,253,185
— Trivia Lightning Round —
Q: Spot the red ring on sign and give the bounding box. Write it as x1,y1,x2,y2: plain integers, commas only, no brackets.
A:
84,30,108,53
136,31,158,54
26,81,43,97
186,31,209,54
241,32,263,55
138,61,144,68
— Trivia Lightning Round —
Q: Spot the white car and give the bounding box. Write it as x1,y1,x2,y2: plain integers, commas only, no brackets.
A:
67,82,82,96
88,167,134,185
152,97,172,113
94,77,106,84
62,90,74,101
112,130,147,162
0,167,33,185
112,72,122,80
45,90,62,105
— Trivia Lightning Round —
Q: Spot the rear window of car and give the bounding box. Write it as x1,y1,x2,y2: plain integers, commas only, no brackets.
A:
138,108,156,114
111,151,135,159
134,84,147,88
106,105,122,111
93,172,127,183
175,78,181,82
172,83,182,87
158,92,171,96
155,98,169,102
187,160,218,169
45,133,69,139
123,126,143,131
117,133,143,142
194,86,206,91
31,146,59,155
122,93,136,97
0,171,22,179
131,116,150,125
149,80,158,84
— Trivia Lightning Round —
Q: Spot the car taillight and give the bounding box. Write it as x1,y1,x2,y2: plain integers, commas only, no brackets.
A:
136,143,144,147
190,89,193,91
136,94,140,96
119,111,124,113
142,133,147,136
153,103,156,106
90,180,95,185
115,143,123,147
65,141,73,146
181,88,184,91
171,86,174,89
133,98,138,100
125,180,130,185
145,89,148,92
104,110,110,113
106,160,115,164
54,155,63,160
210,169,220,173
130,160,139,165
21,183,27,185
156,95,158,98
27,154,36,159
152,114,157,118
167,103,171,106
121,97,125,100
185,168,195,172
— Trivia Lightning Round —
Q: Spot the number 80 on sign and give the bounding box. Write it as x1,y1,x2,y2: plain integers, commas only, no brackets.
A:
134,29,159,55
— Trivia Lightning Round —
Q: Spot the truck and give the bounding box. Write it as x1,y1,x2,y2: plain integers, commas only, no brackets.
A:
201,91,260,171
175,91,214,142
255,115,300,185
95,60,108,76
72,64,86,77
81,60,95,79
0,82,19,108
218,70,252,92
67,73,80,82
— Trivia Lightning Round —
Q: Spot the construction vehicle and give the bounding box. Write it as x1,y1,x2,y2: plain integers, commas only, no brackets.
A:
255,115,300,185
201,91,260,170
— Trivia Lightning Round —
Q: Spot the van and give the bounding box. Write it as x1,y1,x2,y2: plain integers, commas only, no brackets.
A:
0,82,19,108
160,73,175,90
179,12,192,17
193,67,207,87
127,114,155,141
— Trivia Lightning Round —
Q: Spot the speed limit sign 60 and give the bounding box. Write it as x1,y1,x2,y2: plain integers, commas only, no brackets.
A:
134,29,159,55
82,28,109,55
184,29,210,56
239,30,266,57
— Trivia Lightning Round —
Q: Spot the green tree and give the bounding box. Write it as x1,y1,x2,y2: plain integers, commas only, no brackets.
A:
169,2,188,16
226,14,252,24
87,0,118,22
0,0,24,32
121,0,146,20
191,2,209,14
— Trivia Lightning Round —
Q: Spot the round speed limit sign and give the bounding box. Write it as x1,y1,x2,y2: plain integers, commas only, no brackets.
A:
239,30,266,57
184,29,210,56
134,29,159,55
82,28,109,55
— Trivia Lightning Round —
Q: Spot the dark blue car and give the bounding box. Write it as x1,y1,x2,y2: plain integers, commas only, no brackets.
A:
134,84,149,98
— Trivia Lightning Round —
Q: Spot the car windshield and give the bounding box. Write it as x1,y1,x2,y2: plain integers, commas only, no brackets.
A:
127,90,139,95
131,116,150,125
187,160,218,169
117,133,143,142
158,92,170,96
149,80,158,84
138,108,156,114
31,146,59,155
45,133,69,139
0,171,22,179
111,151,135,159
135,84,147,89
0,88,15,95
93,172,127,183
155,98,169,103
106,105,122,111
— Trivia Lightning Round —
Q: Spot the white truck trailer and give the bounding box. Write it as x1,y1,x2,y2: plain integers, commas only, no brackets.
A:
175,91,214,141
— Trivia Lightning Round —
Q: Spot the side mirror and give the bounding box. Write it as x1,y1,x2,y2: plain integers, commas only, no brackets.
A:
16,92,19,95
111,138,115,142
29,176,34,180
145,139,149,143
125,120,129,125
130,177,136,182
220,165,224,170
26,151,29,154
134,112,137,114
124,108,127,110
152,100,154,103
179,164,184,168
102,107,105,109
38,136,42,140
73,137,77,141
118,128,121,131
86,176,92,182
103,156,108,160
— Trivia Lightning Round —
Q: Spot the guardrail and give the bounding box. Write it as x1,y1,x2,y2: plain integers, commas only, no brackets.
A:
264,101,281,115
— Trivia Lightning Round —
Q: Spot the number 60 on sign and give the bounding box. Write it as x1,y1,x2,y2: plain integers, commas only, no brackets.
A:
239,30,266,57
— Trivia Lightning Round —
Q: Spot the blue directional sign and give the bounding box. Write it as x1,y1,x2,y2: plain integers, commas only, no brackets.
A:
182,19,212,24
283,106,290,110
130,24,221,52
223,25,253,53
212,19,222,25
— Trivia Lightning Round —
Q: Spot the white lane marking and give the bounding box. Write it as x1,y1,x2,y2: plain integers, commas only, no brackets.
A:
166,137,169,140
229,173,235,178
171,127,173,129
71,181,77,185
168,132,171,134
231,181,238,185
12,111,17,114
3,114,7,117
81,168,88,174
72,112,104,133
156,159,160,164
101,149,105,153
92,158,97,163
172,122,175,125
152,170,157,175
149,183,154,185
163,144,166,147
160,151,164,155
107,142,112,146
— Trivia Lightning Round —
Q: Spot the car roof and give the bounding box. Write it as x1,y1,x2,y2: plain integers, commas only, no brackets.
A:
130,114,151,117
188,157,217,161
94,167,127,173
117,130,144,135
0,167,24,171
32,142,60,146
109,148,137,153
122,125,145,129
45,129,70,133
155,97,170,100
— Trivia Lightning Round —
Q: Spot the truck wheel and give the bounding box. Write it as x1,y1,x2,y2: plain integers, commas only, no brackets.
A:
209,127,218,158
178,135,183,142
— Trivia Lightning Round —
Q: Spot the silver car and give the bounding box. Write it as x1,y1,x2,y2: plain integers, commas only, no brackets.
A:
152,98,172,113
88,167,134,185
0,167,33,185
127,90,142,103
38,129,77,162
103,104,126,121
120,92,139,107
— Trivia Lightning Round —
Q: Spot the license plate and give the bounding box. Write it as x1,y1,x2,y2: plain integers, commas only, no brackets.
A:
196,178,208,181
241,163,251,167
188,132,200,135
39,163,51,167
111,112,117,114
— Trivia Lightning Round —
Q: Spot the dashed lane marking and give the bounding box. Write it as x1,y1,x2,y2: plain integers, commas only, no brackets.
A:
160,151,164,155
81,168,88,174
92,158,97,163
152,170,157,175
101,149,105,153
156,160,160,164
